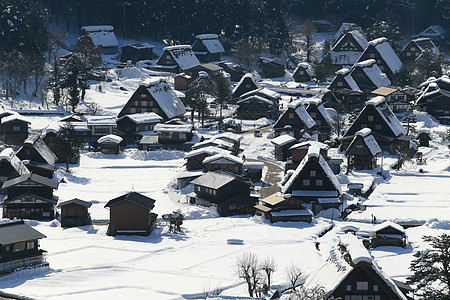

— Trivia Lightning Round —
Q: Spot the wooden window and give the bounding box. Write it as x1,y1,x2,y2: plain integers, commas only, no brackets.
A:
406,52,411,57
316,179,323,186
299,70,304,75
179,133,187,140
302,179,310,186
140,94,147,98
13,126,21,131
245,84,252,89
141,101,147,106
411,46,416,51
369,53,376,58
13,242,26,252
367,115,374,121
130,107,137,113
356,282,368,290
26,241,34,250
310,170,316,177
337,81,343,87
346,285,351,291
316,119,321,125
373,284,378,291
229,203,237,210
288,112,295,119
375,124,382,130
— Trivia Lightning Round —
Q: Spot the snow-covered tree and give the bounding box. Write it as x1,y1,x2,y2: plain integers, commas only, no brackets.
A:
54,122,83,172
408,234,450,299
162,210,185,233
366,21,405,54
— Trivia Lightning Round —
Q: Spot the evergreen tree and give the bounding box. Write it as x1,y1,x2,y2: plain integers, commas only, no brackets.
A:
162,210,185,233
214,75,232,120
300,19,316,63
366,21,405,54
54,122,83,172
313,39,332,82
408,234,450,299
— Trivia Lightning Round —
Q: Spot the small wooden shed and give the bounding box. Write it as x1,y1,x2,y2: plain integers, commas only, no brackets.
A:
97,134,123,154
58,198,92,227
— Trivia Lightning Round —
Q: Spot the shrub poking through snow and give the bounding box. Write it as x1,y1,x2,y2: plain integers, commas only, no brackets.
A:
162,210,185,233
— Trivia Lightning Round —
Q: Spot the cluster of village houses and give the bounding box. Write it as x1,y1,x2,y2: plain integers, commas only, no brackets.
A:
0,22,448,298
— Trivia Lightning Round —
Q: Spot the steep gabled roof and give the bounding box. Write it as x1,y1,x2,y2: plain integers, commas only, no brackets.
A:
366,37,402,74
274,100,316,130
0,148,30,176
232,73,261,95
154,123,193,133
194,34,225,54
418,25,446,38
271,135,297,147
303,98,334,128
331,23,364,47
18,135,57,165
58,198,92,208
97,134,123,144
146,80,186,119
293,62,313,77
304,234,407,300
163,45,201,70
1,114,30,124
240,87,281,101
203,153,243,165
374,221,405,234
0,220,46,245
81,25,119,48
282,145,341,194
105,191,156,210
347,128,382,156
237,95,273,105
353,59,391,88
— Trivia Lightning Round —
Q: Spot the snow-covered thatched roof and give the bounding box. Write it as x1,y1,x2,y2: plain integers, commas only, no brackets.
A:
1,114,30,124
146,79,186,119
20,135,57,165
194,34,225,54
304,234,407,300
163,45,201,70
81,25,119,48
365,97,406,137
354,59,391,88
367,37,402,74
0,148,30,176
348,128,382,156
118,112,163,124
202,153,243,165
154,123,193,133
231,73,261,95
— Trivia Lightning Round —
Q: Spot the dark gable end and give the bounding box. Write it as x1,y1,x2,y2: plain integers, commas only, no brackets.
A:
105,191,156,210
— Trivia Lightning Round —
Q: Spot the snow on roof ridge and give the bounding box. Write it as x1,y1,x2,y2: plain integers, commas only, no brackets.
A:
374,220,405,234
195,34,219,39
81,25,114,31
307,144,320,158
1,114,30,124
97,134,123,144
368,37,388,46
202,153,243,165
339,234,372,265
366,96,385,106
336,68,350,75
356,128,372,137
355,59,376,68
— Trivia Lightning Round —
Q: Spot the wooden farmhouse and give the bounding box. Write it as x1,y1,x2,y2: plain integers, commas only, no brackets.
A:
58,198,92,228
16,135,57,178
345,128,382,170
273,100,316,139
105,191,157,236
174,73,192,91
153,123,194,150
87,116,117,140
231,73,261,99
341,97,409,154
77,25,119,55
188,171,256,217
187,63,223,81
330,30,369,70
417,25,446,44
304,98,334,141
371,221,407,248
328,68,366,111
1,173,59,220
185,147,230,171
350,60,391,95
153,45,201,74
259,57,285,78
41,126,79,164
282,145,341,215
400,37,439,63
293,62,313,82
286,141,328,171
416,131,432,147
240,87,281,104
271,135,297,161
116,112,163,143
97,134,123,154
243,161,264,182
255,192,313,223
215,132,242,152
121,43,155,63
0,220,48,275
203,153,243,175
0,148,30,184
371,86,411,113
117,79,186,121
356,37,402,79
192,138,236,155
237,95,279,120
330,22,364,47
192,34,225,63
304,234,409,300
0,113,30,145
415,75,450,122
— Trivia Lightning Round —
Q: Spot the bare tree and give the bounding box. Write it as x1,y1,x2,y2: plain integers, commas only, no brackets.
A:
236,252,262,297
286,263,302,291
261,256,276,290
89,102,101,116
300,19,316,63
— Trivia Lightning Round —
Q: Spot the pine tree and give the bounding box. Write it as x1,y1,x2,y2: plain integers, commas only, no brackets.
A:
214,75,232,120
54,122,83,172
408,234,450,299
